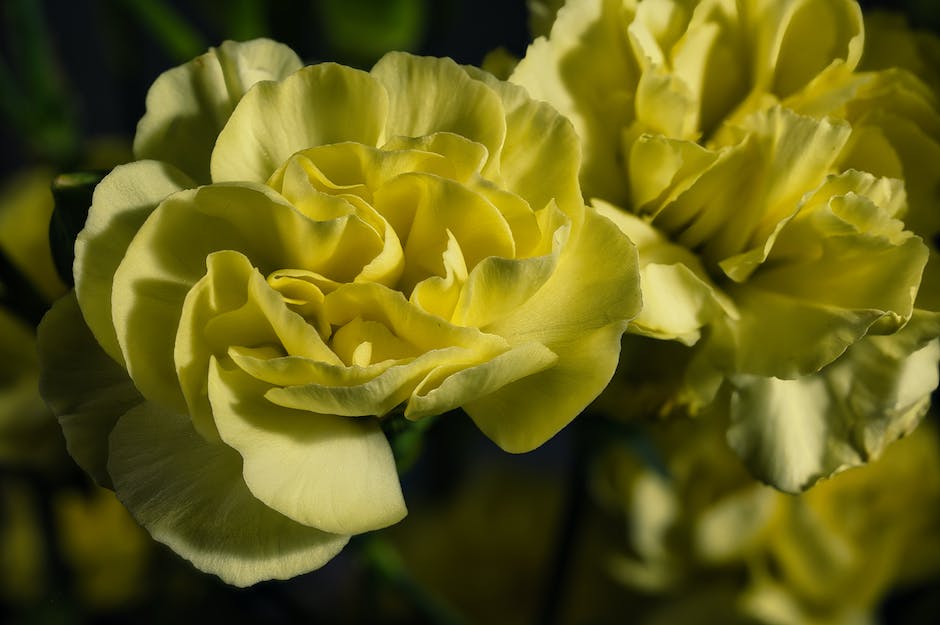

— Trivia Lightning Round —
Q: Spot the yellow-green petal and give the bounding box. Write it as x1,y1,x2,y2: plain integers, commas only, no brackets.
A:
752,0,863,98
727,314,940,493
75,160,194,365
211,63,389,183
462,64,583,215
407,341,559,420
596,199,731,344
371,52,507,174
718,199,928,378
111,183,339,412
511,0,638,203
465,207,641,451
208,359,406,535
135,39,303,183
108,400,348,587
37,293,143,488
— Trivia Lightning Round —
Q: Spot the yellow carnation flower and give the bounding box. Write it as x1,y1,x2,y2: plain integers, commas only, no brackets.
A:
513,0,940,491
38,40,641,585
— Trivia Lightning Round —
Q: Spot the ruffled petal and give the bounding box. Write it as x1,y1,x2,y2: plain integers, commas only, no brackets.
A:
108,400,348,587
135,39,303,183
461,65,583,216
717,181,928,378
407,341,558,420
111,183,341,413
751,0,863,97
208,358,406,535
75,160,194,365
727,313,940,493
464,207,641,451
211,63,389,183
511,0,638,203
371,52,506,174
37,293,143,488
596,199,731,344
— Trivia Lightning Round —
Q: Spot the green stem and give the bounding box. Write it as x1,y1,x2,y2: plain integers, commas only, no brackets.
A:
359,534,470,625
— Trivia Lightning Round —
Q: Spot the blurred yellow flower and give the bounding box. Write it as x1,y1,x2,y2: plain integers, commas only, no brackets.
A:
0,480,150,610
594,415,940,625
0,170,67,468
54,487,150,609
512,0,940,492
39,39,641,585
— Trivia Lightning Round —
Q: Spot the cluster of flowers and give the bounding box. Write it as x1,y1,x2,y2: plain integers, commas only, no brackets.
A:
22,0,940,615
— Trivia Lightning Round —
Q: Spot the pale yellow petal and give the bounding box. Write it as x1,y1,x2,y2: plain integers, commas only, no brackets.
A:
135,39,303,183
465,207,641,451
75,160,194,365
727,314,940,493
108,400,348,586
37,293,143,488
211,63,389,183
208,358,406,535
371,52,506,174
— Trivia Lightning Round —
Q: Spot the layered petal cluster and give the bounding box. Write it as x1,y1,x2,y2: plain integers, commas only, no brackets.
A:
512,0,940,491
593,416,940,625
38,40,641,585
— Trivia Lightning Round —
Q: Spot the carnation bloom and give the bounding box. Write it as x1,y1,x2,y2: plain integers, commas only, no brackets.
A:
593,416,940,625
38,40,641,585
512,0,940,491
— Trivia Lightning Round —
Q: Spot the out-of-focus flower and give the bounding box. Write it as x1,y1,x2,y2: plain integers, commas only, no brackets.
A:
512,0,940,492
0,481,45,604
0,161,151,612
0,169,67,468
390,464,563,625
593,415,940,625
0,480,150,610
39,39,641,585
54,486,151,609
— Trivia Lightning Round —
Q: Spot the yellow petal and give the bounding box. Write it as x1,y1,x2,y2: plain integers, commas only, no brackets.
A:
108,400,348,586
75,160,194,365
371,52,506,174
511,0,638,203
727,317,940,493
135,39,302,183
596,200,731,344
37,293,142,488
462,64,583,216
208,358,406,535
211,63,389,183
465,207,641,451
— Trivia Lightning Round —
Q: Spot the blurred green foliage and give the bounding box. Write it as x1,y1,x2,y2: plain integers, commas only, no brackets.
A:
317,0,427,67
